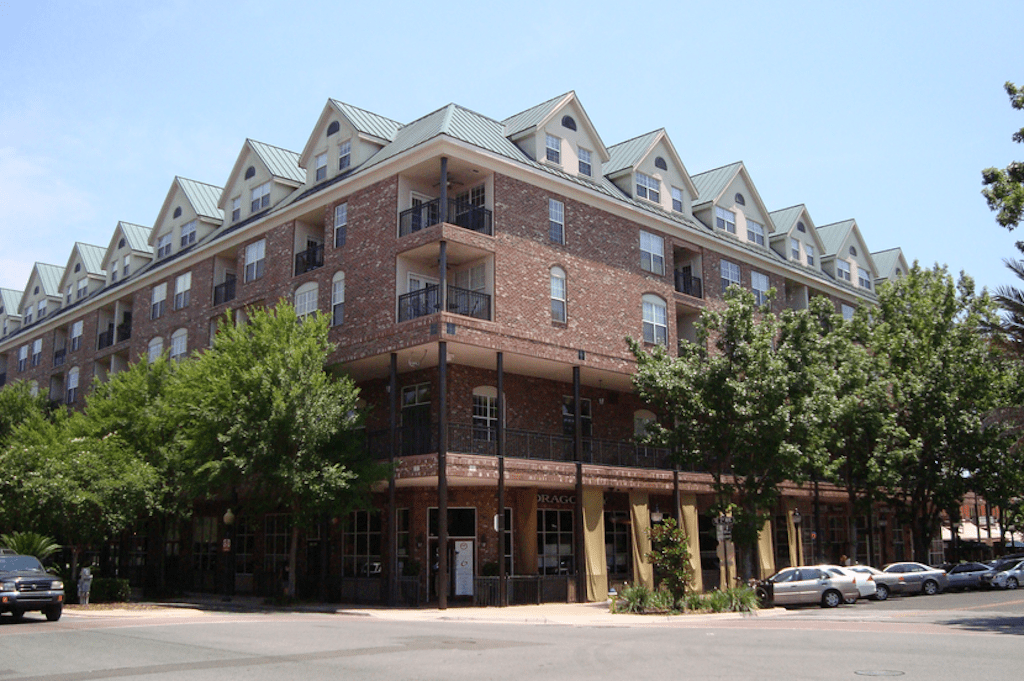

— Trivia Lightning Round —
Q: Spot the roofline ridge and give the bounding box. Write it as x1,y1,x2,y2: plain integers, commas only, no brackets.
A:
330,98,403,127
692,160,744,177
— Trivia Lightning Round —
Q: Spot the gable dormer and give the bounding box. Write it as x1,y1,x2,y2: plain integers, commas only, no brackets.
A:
58,243,107,307
871,247,910,286
18,263,64,327
219,140,304,225
605,129,698,217
769,204,826,271
691,162,775,248
102,221,153,285
503,92,610,181
298,100,401,188
817,219,879,292
0,288,23,338
149,177,223,261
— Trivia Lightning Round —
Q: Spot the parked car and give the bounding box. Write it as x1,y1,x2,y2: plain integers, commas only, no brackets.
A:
981,559,1024,590
755,566,860,608
881,562,949,595
820,565,877,602
0,554,65,621
945,562,992,591
847,565,896,600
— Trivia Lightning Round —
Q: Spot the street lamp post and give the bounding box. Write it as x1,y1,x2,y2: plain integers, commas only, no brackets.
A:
222,508,235,602
792,508,803,565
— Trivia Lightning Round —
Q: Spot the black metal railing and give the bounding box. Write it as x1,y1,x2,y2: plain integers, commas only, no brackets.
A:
294,244,324,276
365,423,687,471
116,319,132,343
474,575,576,606
398,284,491,322
399,198,493,237
675,270,703,298
213,277,237,306
52,348,66,367
97,328,114,350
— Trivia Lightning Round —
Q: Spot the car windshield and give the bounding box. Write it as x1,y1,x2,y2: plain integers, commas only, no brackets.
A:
0,556,45,572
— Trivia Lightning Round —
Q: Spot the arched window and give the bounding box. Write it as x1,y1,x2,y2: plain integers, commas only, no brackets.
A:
849,246,857,257
331,272,345,326
244,166,256,180
148,337,163,363
472,386,499,441
118,237,126,249
169,328,188,362
642,294,667,346
561,115,577,131
295,281,319,319
74,263,81,273
796,221,806,233
735,193,746,206
327,120,340,136
66,367,80,404
655,156,668,171
173,206,182,218
550,266,567,323
895,268,903,276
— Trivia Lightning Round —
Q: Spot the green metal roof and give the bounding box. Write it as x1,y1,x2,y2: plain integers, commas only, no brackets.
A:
33,263,65,297
871,248,904,278
605,130,662,176
75,243,107,275
177,177,224,222
691,162,743,208
816,220,855,255
501,92,570,138
330,100,402,141
0,288,22,316
768,205,807,234
249,139,304,184
118,222,154,253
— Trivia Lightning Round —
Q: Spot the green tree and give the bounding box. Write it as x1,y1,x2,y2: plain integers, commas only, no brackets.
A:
869,265,1014,561
169,304,371,597
982,81,1024,230
0,531,61,561
645,518,694,602
630,287,804,580
0,380,53,448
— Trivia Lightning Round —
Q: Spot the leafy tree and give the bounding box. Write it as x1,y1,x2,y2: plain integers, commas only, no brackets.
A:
0,380,53,448
645,518,694,602
0,531,61,561
169,304,372,597
868,265,1014,561
630,287,805,579
982,81,1024,230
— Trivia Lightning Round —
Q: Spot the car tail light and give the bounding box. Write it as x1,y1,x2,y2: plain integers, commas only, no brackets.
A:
867,576,874,582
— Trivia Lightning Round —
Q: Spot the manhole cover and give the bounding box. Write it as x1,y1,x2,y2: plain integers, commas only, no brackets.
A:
855,672,905,677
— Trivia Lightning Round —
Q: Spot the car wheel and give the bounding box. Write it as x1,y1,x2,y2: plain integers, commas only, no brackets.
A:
1007,577,1019,590
874,584,889,601
754,586,770,607
922,580,939,596
44,605,62,622
10,608,24,620
821,590,842,608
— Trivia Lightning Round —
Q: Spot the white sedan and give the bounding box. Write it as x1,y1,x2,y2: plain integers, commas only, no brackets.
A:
820,565,877,602
988,559,1024,589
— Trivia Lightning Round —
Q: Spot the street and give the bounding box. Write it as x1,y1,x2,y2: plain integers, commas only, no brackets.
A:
1,589,1021,680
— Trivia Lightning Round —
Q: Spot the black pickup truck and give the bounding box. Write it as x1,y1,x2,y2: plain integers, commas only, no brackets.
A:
0,554,64,621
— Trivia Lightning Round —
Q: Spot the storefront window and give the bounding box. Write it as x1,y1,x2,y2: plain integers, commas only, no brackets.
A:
604,511,630,578
342,510,381,577
538,509,574,575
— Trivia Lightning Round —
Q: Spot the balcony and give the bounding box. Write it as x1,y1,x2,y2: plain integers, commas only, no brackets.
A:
97,328,114,350
674,269,703,299
53,348,66,367
116,318,132,344
213,276,237,306
399,198,493,237
294,244,324,276
398,284,491,322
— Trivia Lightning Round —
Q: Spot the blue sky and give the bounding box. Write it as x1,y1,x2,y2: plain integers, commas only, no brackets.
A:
1,0,1021,297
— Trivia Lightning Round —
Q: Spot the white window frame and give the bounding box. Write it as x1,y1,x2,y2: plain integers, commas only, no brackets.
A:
147,337,163,363
338,139,352,170
31,338,42,367
551,266,567,323
76,278,88,300
70,320,83,352
640,231,665,276
549,198,564,244
332,272,345,326
295,282,318,319
472,386,499,441
721,259,741,292
65,284,72,304
180,219,197,248
169,329,187,362
578,147,592,176
642,294,668,346
671,186,684,213
231,196,241,222
37,300,46,319
751,271,770,307
315,152,327,182
250,181,271,213
174,272,191,310
123,255,130,277
837,259,851,282
859,271,872,290
334,202,348,247
151,283,167,319
636,172,660,203
157,233,172,258
747,218,765,246
18,345,28,372
244,239,266,282
841,304,855,321
806,245,815,266
715,206,736,234
66,367,79,404
791,237,800,260
545,134,561,164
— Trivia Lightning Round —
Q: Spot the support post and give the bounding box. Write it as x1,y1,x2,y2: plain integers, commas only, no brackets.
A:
497,352,507,606
438,341,448,609
573,366,585,602
387,353,398,605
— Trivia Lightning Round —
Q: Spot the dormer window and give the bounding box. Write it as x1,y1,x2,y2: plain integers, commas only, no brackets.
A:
157,233,172,259
338,140,351,170
33,286,39,295
180,219,197,248
231,196,241,222
796,221,806,233
578,147,592,177
315,152,327,182
561,115,577,131
327,120,340,136
74,263,81,273
849,246,857,257
715,206,736,234
76,278,88,299
636,172,660,203
118,237,126,249
747,219,765,246
791,237,800,260
735,193,746,206
859,271,872,290
545,134,561,164
173,206,182,219
806,245,815,266
245,166,256,180
251,182,271,213
837,259,851,282
655,157,668,171
671,187,684,213
66,285,72,304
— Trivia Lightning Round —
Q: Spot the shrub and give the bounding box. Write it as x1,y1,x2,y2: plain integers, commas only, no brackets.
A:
90,578,131,603
645,518,694,601
0,531,60,560
617,583,653,613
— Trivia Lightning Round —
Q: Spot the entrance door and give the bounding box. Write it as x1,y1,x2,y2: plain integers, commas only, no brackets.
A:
410,194,438,232
453,540,474,597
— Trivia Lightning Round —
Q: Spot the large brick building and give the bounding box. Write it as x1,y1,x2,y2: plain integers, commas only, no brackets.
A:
0,92,917,604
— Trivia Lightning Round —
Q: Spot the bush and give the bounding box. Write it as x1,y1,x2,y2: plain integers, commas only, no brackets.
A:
613,584,758,615
90,578,131,603
617,583,653,613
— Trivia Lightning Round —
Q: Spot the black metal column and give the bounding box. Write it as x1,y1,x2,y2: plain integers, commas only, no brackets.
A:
439,157,448,224
573,366,585,602
439,241,447,314
387,353,398,606
497,352,507,607
438,341,449,610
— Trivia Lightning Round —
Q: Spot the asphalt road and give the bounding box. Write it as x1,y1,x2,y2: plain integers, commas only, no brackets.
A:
1,588,1021,681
